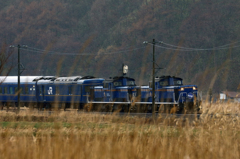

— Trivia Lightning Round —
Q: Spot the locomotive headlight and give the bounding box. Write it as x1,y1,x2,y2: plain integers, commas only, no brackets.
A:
180,88,184,91
193,87,197,90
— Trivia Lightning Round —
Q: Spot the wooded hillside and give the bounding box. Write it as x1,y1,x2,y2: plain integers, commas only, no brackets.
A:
0,0,240,94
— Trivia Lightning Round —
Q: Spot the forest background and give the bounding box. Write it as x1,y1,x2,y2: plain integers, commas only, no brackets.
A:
0,0,240,95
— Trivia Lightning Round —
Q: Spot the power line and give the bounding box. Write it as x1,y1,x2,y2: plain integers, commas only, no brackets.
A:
19,40,240,55
152,43,240,51
161,41,240,51
156,41,240,51
20,46,146,55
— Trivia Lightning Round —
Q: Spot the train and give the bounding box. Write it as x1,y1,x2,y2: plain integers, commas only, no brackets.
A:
0,66,201,113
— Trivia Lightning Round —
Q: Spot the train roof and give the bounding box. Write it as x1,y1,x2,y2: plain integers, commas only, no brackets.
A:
55,76,82,82
0,76,41,83
104,76,135,83
33,76,56,81
76,78,104,84
36,76,104,84
0,76,104,84
156,76,183,80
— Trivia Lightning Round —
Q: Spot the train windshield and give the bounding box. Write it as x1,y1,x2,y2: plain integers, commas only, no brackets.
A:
126,80,135,86
159,80,169,86
113,81,122,86
173,79,182,85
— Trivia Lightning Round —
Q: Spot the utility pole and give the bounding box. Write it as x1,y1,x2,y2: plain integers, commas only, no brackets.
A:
9,45,27,113
17,45,20,113
143,39,160,118
152,39,156,117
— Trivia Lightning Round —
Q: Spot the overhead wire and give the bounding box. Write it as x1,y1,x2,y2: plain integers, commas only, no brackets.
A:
21,46,146,56
161,41,240,50
154,44,240,51
157,41,240,51
17,40,240,55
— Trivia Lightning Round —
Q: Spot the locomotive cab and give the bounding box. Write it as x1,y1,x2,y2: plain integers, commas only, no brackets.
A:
105,76,139,102
157,76,183,87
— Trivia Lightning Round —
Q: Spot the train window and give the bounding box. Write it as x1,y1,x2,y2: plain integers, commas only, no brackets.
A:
3,87,7,94
127,81,135,86
10,87,14,94
75,86,80,95
85,86,91,93
104,83,108,88
174,79,182,85
114,82,122,86
0,87,2,94
15,87,23,94
56,86,60,95
15,87,18,94
25,87,29,94
39,86,42,95
159,80,168,86
68,86,72,94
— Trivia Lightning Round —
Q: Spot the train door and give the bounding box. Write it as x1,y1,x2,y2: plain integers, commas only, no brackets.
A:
37,85,45,102
128,89,132,102
90,86,94,101
109,83,114,102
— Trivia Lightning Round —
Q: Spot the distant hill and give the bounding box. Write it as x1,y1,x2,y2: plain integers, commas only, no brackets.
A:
0,0,240,93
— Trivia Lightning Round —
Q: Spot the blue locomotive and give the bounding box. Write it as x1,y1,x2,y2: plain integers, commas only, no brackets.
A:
89,66,201,113
147,76,201,113
89,65,142,112
90,76,141,112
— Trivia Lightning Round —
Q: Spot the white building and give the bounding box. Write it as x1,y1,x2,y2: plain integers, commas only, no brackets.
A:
220,91,240,103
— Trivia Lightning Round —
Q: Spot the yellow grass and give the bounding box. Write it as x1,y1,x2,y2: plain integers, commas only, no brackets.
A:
0,102,240,159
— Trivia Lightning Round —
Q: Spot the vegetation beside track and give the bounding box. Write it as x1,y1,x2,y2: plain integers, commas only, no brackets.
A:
0,103,240,158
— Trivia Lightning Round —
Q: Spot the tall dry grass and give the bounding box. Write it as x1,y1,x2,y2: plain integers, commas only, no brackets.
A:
0,102,240,159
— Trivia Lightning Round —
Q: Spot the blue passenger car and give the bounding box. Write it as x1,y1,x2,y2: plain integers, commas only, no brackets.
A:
0,76,39,109
36,76,104,110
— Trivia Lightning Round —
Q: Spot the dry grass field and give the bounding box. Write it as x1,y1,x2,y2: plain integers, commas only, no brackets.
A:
0,102,240,159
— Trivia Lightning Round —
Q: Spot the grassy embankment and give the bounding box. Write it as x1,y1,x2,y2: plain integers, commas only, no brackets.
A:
0,102,240,159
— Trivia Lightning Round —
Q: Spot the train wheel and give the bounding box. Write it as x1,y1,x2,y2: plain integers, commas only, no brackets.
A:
94,104,102,112
158,104,164,113
0,102,4,110
45,103,52,111
108,104,113,112
112,105,122,112
123,105,129,113
83,104,90,112
6,103,9,112
141,105,148,113
164,105,170,114
183,102,194,114
170,105,177,114
183,102,188,114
